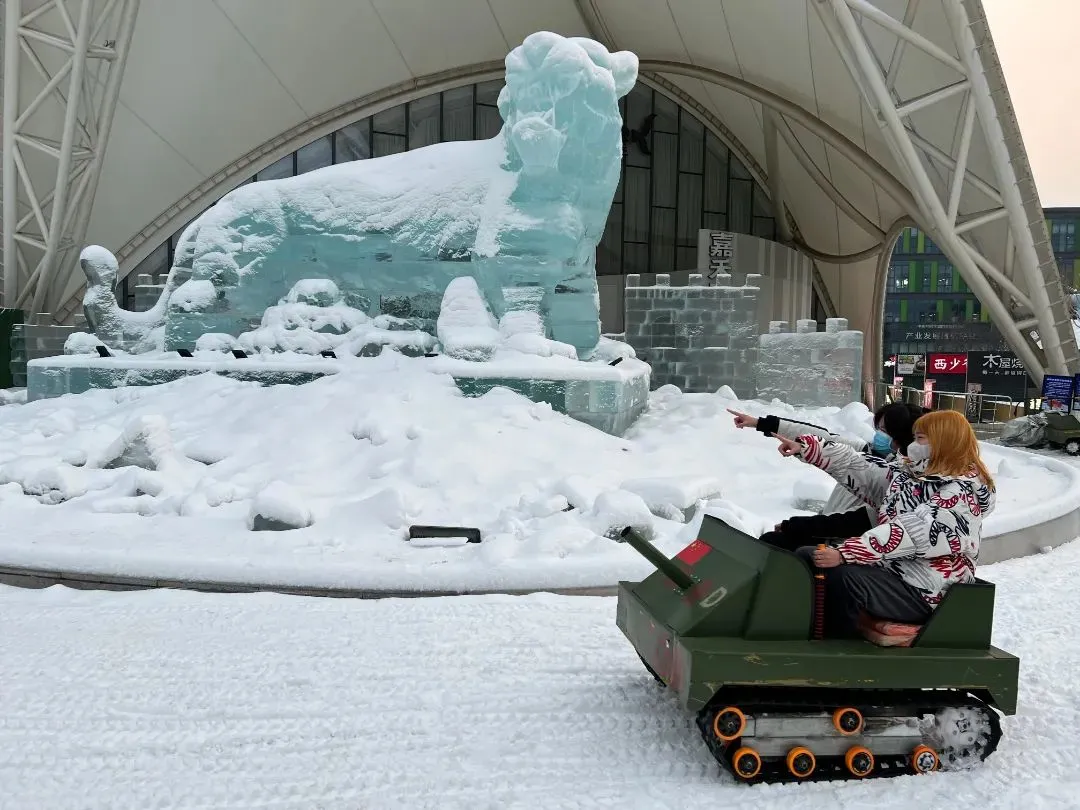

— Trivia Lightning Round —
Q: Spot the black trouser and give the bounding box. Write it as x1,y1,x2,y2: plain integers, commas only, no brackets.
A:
794,546,932,638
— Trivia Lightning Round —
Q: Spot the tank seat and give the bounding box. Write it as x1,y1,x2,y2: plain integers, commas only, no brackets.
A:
856,612,922,647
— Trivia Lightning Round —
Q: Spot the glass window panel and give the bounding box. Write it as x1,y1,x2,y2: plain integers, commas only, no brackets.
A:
296,135,332,174
476,105,502,139
651,132,677,207
597,203,623,275
373,104,406,135
442,85,474,141
728,178,753,233
373,133,407,157
408,94,441,149
704,134,728,212
678,114,704,174
677,246,698,272
134,242,169,281
730,156,752,180
334,120,370,162
752,185,773,218
752,216,775,241
653,93,679,134
614,168,624,205
676,173,702,246
651,207,676,273
256,154,294,182
623,242,649,276
704,212,727,232
623,167,650,242
475,79,504,106
624,84,653,168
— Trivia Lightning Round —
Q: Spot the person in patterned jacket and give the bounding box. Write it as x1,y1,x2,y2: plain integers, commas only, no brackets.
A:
771,409,996,638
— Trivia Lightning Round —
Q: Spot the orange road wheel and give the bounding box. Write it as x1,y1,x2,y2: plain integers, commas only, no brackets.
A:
833,707,863,735
845,745,874,777
911,744,940,774
731,747,762,780
712,706,746,742
786,746,816,778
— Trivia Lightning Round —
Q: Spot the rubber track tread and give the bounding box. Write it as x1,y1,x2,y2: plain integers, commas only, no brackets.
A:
693,685,1003,784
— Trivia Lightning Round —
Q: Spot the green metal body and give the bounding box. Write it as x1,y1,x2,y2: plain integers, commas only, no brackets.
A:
616,515,1019,715
1044,412,1080,449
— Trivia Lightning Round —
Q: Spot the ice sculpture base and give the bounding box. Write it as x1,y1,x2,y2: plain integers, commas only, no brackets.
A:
432,356,651,437
26,353,652,436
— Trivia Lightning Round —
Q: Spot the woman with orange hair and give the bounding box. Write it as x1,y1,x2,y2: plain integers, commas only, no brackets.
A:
772,410,996,638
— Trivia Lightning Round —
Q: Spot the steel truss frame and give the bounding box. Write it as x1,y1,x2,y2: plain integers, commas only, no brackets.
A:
2,0,140,318
814,0,1077,383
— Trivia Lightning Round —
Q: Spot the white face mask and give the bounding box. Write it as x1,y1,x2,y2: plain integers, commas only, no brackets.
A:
906,441,931,463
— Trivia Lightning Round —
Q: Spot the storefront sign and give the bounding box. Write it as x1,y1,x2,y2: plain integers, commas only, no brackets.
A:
896,354,923,376
970,351,1026,378
966,351,1028,400
927,353,967,374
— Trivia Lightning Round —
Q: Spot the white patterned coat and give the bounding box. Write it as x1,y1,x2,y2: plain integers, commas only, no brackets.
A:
795,434,996,607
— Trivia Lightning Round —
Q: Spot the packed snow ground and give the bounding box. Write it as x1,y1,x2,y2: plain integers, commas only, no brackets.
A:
2,539,1078,809
0,353,1076,590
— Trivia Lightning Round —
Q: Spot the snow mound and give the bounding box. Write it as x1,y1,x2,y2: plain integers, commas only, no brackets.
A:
0,355,1073,590
248,481,314,531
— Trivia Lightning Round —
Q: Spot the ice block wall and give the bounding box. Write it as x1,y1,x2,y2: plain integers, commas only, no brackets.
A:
755,318,863,407
622,272,761,398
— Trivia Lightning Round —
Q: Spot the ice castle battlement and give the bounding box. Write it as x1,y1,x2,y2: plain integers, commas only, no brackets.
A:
756,318,864,407
622,272,762,399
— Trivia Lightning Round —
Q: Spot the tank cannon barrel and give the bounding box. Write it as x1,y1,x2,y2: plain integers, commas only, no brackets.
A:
618,526,695,590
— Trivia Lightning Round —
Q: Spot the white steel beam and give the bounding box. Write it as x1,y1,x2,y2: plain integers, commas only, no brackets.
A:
819,0,1066,385
1,0,141,317
943,0,1075,377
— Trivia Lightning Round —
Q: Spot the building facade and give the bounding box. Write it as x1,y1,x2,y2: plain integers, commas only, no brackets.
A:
882,207,1080,377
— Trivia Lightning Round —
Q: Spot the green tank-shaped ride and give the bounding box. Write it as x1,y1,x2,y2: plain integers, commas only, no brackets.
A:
615,514,1019,784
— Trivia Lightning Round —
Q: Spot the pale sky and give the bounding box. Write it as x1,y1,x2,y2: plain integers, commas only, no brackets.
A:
984,0,1080,207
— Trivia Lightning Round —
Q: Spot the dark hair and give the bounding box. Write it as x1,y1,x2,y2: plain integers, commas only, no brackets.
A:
872,402,929,451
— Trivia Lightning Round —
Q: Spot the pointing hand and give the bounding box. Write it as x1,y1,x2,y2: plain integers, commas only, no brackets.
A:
727,408,758,429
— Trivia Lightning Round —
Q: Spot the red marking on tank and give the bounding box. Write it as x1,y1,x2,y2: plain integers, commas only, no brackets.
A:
676,539,710,566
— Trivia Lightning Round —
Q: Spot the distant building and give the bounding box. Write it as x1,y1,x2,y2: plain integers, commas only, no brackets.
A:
883,207,1080,373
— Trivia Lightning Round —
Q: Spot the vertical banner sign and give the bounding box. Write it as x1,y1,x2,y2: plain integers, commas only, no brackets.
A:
707,231,735,284
922,379,935,409
1041,374,1073,414
1072,375,1080,415
965,382,982,422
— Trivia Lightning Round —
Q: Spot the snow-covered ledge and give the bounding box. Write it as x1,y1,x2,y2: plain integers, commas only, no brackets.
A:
977,443,1080,565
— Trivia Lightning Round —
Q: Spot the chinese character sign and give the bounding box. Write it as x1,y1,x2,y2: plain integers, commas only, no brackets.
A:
966,351,1028,399
927,353,967,374
1041,374,1072,414
706,231,735,284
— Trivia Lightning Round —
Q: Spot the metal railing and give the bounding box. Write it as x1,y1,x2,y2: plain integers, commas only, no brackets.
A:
872,382,1027,429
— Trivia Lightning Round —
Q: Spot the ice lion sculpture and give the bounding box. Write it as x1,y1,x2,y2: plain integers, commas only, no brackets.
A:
79,31,638,358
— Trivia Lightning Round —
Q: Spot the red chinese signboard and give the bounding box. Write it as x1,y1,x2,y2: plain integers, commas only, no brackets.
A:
927,353,967,375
